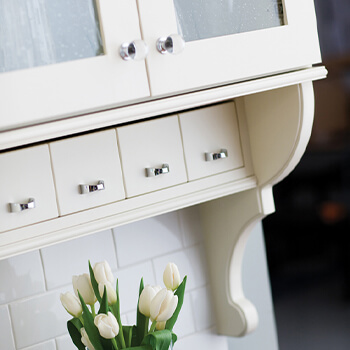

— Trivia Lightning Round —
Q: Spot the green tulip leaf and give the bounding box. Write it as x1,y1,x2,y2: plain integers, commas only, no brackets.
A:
78,292,104,350
123,325,135,348
136,277,148,344
125,346,152,350
98,285,109,315
89,260,102,303
110,279,126,349
165,275,187,332
142,329,174,350
67,318,85,350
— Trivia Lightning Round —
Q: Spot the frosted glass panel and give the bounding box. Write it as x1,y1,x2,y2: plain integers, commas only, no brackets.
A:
0,0,103,73
174,0,285,42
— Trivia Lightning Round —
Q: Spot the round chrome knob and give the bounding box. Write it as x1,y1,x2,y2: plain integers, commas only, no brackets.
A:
156,34,185,55
120,40,148,61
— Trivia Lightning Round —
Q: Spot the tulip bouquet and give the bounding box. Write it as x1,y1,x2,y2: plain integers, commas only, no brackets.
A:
60,261,186,350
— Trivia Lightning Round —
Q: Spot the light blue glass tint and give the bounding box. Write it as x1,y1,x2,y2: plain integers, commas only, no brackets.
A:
174,0,285,42
0,0,104,73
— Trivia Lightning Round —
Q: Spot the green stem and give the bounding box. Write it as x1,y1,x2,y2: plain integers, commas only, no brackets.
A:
79,315,84,326
149,320,157,333
91,304,96,318
111,338,119,350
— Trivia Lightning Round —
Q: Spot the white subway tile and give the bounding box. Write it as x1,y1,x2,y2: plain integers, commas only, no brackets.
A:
178,206,203,247
0,251,45,305
175,330,228,350
190,287,215,331
153,245,208,291
21,339,56,350
56,335,77,350
113,212,183,267
9,289,69,349
125,310,137,326
41,229,117,290
0,306,16,350
171,292,195,338
116,261,156,313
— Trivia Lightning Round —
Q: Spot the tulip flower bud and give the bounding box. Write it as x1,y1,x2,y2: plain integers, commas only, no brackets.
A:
93,260,114,285
72,273,97,306
98,281,117,305
81,327,96,350
156,321,166,330
150,288,178,322
139,285,162,317
94,312,120,339
163,262,181,291
60,291,83,318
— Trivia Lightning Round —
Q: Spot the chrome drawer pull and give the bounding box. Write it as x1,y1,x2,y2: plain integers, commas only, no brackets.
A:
10,198,36,212
146,164,170,177
79,180,105,194
156,34,185,55
205,149,228,162
120,40,148,61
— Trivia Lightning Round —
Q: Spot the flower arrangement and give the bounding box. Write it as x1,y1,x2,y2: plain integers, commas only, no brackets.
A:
60,261,187,350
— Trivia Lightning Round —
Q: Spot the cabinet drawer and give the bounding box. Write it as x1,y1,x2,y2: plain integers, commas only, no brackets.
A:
179,102,244,181
117,116,187,197
0,145,58,232
50,130,125,215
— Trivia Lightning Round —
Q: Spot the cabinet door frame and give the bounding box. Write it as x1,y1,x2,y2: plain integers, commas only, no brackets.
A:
138,0,321,96
0,0,150,131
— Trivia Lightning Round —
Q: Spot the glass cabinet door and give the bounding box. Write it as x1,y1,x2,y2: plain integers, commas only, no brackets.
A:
137,0,321,97
0,0,149,130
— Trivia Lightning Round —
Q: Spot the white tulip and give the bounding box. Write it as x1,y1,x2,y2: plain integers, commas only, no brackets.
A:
72,273,97,306
163,262,181,291
94,312,119,339
138,285,162,317
98,281,117,305
93,260,114,285
156,321,166,330
60,291,82,318
81,327,95,350
150,288,178,322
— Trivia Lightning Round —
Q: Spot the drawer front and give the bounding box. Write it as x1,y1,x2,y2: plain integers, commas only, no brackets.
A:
179,102,244,181
0,145,58,232
117,116,187,197
50,130,125,215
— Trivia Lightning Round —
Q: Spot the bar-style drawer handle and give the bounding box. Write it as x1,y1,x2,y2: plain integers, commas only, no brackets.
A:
79,180,105,194
10,198,36,212
205,149,228,162
146,164,170,177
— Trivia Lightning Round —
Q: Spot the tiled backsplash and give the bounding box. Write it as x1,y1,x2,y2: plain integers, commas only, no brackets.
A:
0,206,278,350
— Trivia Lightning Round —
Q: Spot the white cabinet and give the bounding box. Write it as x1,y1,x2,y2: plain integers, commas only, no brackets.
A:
0,145,58,232
0,0,149,130
117,116,187,197
138,0,321,96
179,102,244,181
0,0,321,131
49,130,125,215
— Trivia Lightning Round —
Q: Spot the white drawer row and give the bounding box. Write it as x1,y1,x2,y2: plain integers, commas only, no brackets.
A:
0,102,247,233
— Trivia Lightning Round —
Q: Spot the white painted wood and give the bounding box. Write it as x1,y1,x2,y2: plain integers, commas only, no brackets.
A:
117,116,188,197
199,186,275,337
0,145,58,232
49,130,125,216
0,66,327,151
179,102,244,180
137,0,321,96
0,0,150,130
0,175,257,260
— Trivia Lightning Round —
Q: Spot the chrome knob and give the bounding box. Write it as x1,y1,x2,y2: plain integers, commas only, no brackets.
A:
79,180,105,194
120,40,148,61
146,164,170,177
10,198,36,212
156,34,185,55
205,149,228,162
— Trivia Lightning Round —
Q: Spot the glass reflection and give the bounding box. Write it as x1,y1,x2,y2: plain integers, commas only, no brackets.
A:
0,0,104,73
174,0,285,42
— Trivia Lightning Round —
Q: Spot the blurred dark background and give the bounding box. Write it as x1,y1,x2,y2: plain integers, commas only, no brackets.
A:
263,1,350,349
